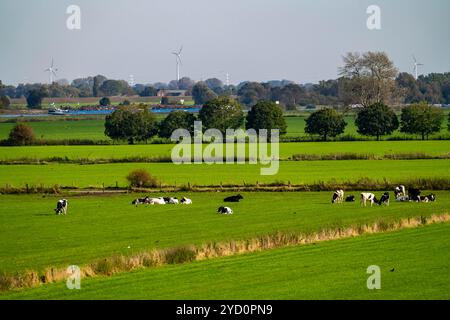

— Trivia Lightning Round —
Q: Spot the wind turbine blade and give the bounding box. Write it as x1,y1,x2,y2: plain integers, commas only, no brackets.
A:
51,58,54,68
412,55,416,62
178,45,183,54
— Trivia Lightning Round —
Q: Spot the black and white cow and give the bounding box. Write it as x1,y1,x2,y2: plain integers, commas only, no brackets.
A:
332,190,344,204
163,197,179,204
394,185,406,200
224,194,243,202
419,194,436,203
360,193,378,207
132,197,150,207
378,192,390,206
408,188,421,202
345,195,355,202
217,206,233,214
55,199,68,215
180,197,192,204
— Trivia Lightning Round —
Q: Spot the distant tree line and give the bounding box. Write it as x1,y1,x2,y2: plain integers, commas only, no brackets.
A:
104,98,286,144
1,51,450,111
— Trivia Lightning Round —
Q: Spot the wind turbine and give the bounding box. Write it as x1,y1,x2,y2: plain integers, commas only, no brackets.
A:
172,46,183,81
44,58,58,84
412,55,423,80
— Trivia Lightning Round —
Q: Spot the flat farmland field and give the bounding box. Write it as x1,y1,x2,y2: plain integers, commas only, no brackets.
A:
0,159,449,188
2,223,449,300
0,191,449,274
1,140,450,162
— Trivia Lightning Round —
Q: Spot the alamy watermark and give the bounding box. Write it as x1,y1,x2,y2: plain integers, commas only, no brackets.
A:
66,5,81,30
366,5,381,30
170,121,279,176
66,265,81,290
366,265,381,290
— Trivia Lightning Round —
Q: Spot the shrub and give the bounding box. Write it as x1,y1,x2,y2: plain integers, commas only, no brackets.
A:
99,97,111,107
0,95,11,108
126,169,159,188
8,123,35,145
164,246,196,264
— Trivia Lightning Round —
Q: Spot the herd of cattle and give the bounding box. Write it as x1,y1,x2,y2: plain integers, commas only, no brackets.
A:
131,195,241,215
332,185,436,207
53,187,436,215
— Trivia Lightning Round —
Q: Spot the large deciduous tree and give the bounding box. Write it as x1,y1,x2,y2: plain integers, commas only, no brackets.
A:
104,107,157,144
305,108,346,141
246,101,287,137
339,51,398,107
191,82,217,105
400,102,444,140
198,96,244,134
355,103,399,140
158,110,197,138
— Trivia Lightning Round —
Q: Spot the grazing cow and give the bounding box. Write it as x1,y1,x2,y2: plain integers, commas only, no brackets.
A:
55,199,68,215
395,195,410,202
419,194,436,203
345,195,355,202
180,197,192,204
132,197,150,207
224,194,243,202
408,188,421,202
332,190,344,204
360,193,378,207
148,197,166,205
394,185,406,199
217,206,233,214
378,192,390,206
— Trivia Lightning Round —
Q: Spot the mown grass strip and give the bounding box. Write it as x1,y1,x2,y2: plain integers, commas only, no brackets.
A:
1,213,448,292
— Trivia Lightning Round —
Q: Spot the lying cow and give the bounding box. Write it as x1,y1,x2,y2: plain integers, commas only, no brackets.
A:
163,197,179,204
132,197,150,207
345,195,355,202
394,185,406,200
408,188,421,202
55,199,68,215
419,194,436,203
360,193,378,207
378,192,390,206
218,206,233,215
180,197,192,204
395,195,410,202
224,194,243,202
148,197,166,205
332,190,344,204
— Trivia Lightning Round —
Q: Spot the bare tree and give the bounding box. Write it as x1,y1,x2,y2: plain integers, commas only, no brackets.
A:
339,52,398,107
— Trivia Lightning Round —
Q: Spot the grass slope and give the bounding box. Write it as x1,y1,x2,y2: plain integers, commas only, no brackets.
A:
2,223,449,299
0,159,449,188
0,192,449,273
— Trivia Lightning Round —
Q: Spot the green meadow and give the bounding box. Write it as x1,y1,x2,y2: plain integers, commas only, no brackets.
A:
0,159,449,188
0,192,449,274
2,223,449,299
0,140,450,162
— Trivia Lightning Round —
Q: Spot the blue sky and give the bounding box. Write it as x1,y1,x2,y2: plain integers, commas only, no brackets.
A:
1,0,449,85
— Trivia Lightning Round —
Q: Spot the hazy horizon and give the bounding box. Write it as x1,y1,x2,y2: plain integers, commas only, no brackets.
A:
1,0,449,86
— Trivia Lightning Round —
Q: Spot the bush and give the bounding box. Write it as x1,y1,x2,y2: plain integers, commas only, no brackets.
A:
99,97,111,107
164,247,196,264
8,123,35,145
26,89,47,109
0,95,11,108
126,169,159,188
